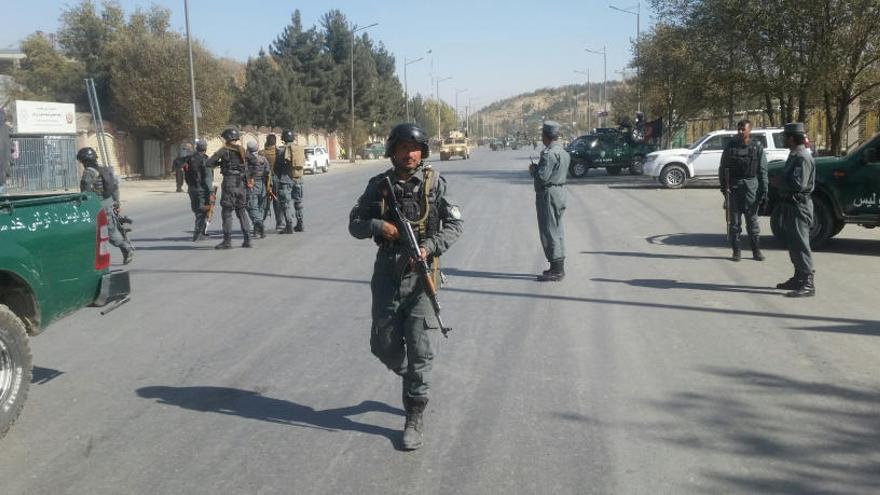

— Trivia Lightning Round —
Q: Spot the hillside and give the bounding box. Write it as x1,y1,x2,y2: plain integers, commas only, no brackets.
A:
473,81,624,138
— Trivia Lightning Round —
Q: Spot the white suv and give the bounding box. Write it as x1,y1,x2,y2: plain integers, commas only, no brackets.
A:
643,128,793,189
303,146,330,174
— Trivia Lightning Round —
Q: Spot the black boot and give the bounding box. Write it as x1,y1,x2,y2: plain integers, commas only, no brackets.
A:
776,273,800,290
256,222,265,239
402,396,428,451
730,235,741,261
282,224,294,234
242,233,252,248
294,219,303,232
537,259,565,282
121,247,134,265
786,273,815,298
749,234,765,261
215,235,233,249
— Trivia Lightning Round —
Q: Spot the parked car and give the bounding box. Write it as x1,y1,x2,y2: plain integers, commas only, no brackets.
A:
566,128,657,178
360,142,385,160
303,146,330,174
764,131,880,249
644,128,796,189
490,138,506,151
0,192,130,440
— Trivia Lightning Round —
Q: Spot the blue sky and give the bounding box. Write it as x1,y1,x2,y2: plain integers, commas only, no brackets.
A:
2,0,652,110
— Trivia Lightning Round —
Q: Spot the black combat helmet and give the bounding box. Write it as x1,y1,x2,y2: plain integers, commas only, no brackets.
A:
195,139,207,152
221,128,240,142
76,147,98,164
385,123,430,158
281,129,294,143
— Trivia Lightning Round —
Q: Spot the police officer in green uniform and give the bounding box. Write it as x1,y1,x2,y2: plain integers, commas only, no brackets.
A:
530,121,569,281
274,130,299,234
183,139,213,241
208,128,253,249
349,123,463,451
244,140,270,238
77,147,134,264
719,119,769,261
774,122,816,297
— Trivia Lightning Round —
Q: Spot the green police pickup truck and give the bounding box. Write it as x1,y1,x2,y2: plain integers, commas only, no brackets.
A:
566,127,657,178
766,132,880,249
1,192,130,439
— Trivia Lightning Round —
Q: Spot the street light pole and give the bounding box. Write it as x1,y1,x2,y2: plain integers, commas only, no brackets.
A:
404,56,424,123
574,69,591,130
610,2,641,112
350,22,378,163
455,88,468,129
183,0,198,143
585,46,607,127
435,75,452,142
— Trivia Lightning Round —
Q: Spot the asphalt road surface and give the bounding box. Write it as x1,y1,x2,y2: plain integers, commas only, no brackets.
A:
2,147,879,494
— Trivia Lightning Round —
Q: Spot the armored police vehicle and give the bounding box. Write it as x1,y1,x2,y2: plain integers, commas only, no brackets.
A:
566,127,657,178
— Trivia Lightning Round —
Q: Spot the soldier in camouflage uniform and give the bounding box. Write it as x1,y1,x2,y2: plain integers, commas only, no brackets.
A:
774,122,816,297
207,128,253,249
349,123,463,451
276,129,306,232
183,139,213,241
530,121,569,281
245,140,270,239
259,134,281,231
719,119,769,261
77,147,134,264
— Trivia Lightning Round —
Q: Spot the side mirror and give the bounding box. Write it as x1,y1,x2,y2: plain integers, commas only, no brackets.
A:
864,147,879,164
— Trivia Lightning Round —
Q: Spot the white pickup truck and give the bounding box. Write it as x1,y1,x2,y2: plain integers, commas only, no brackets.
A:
643,128,793,189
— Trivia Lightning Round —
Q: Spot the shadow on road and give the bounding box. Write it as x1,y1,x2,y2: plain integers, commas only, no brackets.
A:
31,366,64,384
136,386,403,446
580,250,729,261
440,168,533,185
591,277,779,295
647,367,880,494
443,267,536,280
647,232,880,255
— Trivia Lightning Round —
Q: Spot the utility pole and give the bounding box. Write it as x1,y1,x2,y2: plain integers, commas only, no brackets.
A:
610,2,641,112
574,68,591,131
350,22,378,163
585,46,607,127
435,76,452,142
183,0,198,144
455,88,468,129
404,56,424,123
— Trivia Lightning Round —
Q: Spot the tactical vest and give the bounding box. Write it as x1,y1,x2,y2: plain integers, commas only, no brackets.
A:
275,147,293,178
218,145,247,176
184,152,207,187
261,147,277,176
246,152,267,177
728,142,761,180
378,167,441,247
84,165,117,200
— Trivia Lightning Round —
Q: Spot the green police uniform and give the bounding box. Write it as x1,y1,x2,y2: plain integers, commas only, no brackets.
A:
776,124,816,296
719,136,768,260
531,121,569,280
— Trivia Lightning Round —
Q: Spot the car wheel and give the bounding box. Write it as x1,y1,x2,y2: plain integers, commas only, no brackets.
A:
659,164,687,189
630,155,644,175
569,161,589,178
368,152,375,160
0,304,31,441
606,166,622,176
810,196,835,249
770,204,785,243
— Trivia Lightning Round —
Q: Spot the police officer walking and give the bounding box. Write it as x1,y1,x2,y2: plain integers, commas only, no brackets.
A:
172,144,191,193
77,147,134,264
276,129,306,232
207,128,253,249
183,139,213,241
245,140,270,238
349,123,463,451
774,122,816,297
719,119,768,261
530,121,569,281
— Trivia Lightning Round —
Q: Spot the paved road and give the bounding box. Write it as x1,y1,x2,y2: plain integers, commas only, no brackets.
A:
2,147,879,494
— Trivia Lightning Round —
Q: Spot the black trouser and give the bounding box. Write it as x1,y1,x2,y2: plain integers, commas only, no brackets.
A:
188,188,211,235
175,168,185,191
220,176,251,236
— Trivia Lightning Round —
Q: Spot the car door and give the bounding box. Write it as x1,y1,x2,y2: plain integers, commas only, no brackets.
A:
840,142,880,217
689,134,732,177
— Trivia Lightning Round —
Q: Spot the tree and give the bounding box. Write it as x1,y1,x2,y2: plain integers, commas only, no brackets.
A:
7,33,83,104
232,50,298,129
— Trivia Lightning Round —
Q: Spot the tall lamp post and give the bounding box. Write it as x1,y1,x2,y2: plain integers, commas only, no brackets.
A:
404,55,424,122
455,88,468,129
574,69,591,130
435,75,452,142
350,22,378,163
183,0,198,143
585,46,607,127
610,2,641,112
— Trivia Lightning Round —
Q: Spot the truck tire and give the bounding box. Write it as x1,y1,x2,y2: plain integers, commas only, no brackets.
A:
606,166,622,176
769,197,835,250
569,161,589,178
367,152,376,160
629,155,645,175
659,164,687,189
0,304,31,440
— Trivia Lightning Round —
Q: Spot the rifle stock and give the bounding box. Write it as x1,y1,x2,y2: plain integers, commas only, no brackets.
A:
724,168,731,240
205,185,218,234
383,176,451,337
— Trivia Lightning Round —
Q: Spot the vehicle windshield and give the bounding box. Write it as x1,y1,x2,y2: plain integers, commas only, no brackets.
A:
845,134,880,157
304,149,314,156
454,139,465,144
688,134,712,150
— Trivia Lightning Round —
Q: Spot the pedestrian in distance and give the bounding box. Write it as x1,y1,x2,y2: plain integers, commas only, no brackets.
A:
183,139,214,241
530,120,569,281
245,140,270,239
773,122,816,297
718,119,768,261
348,123,463,450
172,143,191,193
207,128,253,249
77,147,134,264
275,129,306,232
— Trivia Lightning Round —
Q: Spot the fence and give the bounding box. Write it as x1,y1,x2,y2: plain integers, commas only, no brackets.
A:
7,135,79,193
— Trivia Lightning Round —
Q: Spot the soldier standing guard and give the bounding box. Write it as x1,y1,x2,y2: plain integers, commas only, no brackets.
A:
208,128,253,249
277,129,306,232
719,119,768,261
349,123,463,450
530,121,569,281
172,144,191,193
273,130,298,234
183,139,213,241
259,134,280,231
245,140,270,238
774,122,816,297
77,147,134,264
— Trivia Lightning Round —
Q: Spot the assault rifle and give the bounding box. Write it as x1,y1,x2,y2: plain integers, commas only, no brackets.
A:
383,176,451,338
723,168,731,240
263,175,277,222
204,185,218,235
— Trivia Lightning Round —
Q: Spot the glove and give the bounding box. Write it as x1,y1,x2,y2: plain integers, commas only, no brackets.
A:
722,197,728,210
